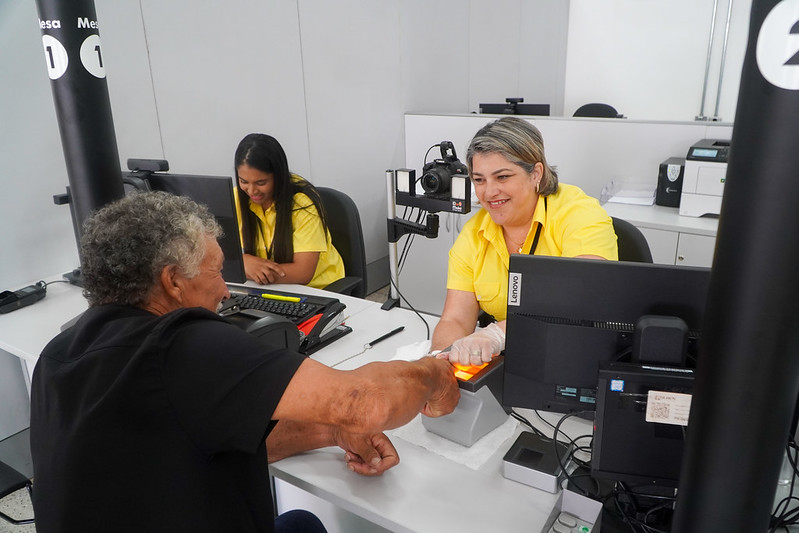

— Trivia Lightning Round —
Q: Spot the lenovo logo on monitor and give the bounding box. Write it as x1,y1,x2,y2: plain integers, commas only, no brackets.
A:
508,272,522,307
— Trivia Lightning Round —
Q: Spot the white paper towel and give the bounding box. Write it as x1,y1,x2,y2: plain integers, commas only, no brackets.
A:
391,414,518,470
389,340,518,470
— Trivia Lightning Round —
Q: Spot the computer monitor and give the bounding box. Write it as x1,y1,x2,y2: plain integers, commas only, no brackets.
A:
514,104,550,116
478,101,550,116
502,255,711,415
122,170,246,284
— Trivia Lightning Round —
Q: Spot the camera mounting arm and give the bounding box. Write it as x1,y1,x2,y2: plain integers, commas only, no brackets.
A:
387,213,439,243
383,169,442,310
382,155,471,310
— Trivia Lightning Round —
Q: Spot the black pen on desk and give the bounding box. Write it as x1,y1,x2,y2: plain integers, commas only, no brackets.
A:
366,326,404,348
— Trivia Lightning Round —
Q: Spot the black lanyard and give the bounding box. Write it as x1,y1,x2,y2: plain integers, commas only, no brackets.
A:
255,215,274,259
526,197,547,255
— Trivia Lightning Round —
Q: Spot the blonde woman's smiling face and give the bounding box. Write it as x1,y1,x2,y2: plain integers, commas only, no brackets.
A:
470,152,541,228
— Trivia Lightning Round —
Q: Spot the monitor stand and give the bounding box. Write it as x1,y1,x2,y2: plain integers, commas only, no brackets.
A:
63,267,84,287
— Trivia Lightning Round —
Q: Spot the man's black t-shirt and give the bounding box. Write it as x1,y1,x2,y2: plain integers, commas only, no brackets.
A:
30,305,305,532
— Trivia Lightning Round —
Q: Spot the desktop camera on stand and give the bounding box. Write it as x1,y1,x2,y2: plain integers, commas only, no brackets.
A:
383,141,471,311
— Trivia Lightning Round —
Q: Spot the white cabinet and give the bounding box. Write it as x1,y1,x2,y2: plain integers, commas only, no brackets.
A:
675,233,717,268
604,203,719,268
638,227,679,265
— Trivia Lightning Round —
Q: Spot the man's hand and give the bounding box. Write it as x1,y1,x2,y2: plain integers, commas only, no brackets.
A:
333,430,399,476
419,357,460,418
243,254,286,284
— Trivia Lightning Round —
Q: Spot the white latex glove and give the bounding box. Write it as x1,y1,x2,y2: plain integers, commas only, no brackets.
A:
442,322,505,366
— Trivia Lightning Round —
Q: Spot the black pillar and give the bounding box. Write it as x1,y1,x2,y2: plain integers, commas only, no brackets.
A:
672,1,799,531
35,0,124,265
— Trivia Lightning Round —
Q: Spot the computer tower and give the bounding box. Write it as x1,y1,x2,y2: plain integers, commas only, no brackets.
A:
656,157,685,208
592,362,694,487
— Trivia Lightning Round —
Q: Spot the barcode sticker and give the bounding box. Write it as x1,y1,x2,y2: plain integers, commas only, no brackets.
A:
645,391,692,426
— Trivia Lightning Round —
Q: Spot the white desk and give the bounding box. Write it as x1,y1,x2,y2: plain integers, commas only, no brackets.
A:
602,203,719,237
270,409,593,533
0,278,89,365
0,277,90,392
0,279,433,373
267,291,595,533
0,277,587,533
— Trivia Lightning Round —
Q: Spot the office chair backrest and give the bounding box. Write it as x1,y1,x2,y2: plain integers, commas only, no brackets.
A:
573,103,623,118
316,187,368,299
612,217,653,263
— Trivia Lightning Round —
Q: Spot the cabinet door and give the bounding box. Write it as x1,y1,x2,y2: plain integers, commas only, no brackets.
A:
638,227,679,265
676,233,716,268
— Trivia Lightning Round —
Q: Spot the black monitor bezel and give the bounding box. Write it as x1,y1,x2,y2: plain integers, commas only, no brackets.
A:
478,103,550,116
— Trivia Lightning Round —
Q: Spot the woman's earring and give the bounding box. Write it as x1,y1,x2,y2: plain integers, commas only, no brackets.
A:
536,181,540,193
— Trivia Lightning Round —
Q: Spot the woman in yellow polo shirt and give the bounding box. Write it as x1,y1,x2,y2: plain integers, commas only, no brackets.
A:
234,133,344,288
432,117,618,366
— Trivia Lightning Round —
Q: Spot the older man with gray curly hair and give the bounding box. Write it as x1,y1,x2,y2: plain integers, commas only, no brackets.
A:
30,191,459,533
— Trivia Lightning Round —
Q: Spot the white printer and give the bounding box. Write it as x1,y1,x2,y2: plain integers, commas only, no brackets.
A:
679,138,730,217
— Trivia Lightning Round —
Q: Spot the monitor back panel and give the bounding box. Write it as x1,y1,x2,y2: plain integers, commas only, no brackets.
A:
503,256,710,413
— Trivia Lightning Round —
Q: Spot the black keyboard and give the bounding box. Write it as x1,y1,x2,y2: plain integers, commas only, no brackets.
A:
231,293,321,324
220,285,351,355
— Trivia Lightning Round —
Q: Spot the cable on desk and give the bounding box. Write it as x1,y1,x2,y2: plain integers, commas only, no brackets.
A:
535,409,588,447
570,441,594,472
611,494,672,533
605,480,679,533
43,279,69,288
387,276,430,340
509,409,548,440
511,409,600,498
552,411,600,498
770,440,799,532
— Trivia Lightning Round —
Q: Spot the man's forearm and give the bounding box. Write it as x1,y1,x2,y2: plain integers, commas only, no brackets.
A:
272,356,460,439
337,356,458,433
266,419,335,463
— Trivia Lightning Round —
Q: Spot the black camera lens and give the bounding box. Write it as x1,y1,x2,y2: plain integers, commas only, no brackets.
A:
421,167,451,195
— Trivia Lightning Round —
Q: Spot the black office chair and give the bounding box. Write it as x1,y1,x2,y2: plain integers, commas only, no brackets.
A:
573,103,624,119
0,428,34,525
316,187,368,299
612,217,653,263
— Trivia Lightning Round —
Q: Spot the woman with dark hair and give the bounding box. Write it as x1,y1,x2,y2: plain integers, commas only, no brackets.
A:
234,133,344,287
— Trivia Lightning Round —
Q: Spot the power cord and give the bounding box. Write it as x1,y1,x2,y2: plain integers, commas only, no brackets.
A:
387,276,431,340
770,440,799,532
552,411,599,498
43,279,70,287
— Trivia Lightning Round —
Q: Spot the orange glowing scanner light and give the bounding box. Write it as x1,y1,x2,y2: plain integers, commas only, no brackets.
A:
450,355,505,393
452,362,489,381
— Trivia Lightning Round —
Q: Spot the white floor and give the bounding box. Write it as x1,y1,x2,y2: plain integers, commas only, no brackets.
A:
0,488,34,533
364,285,389,304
